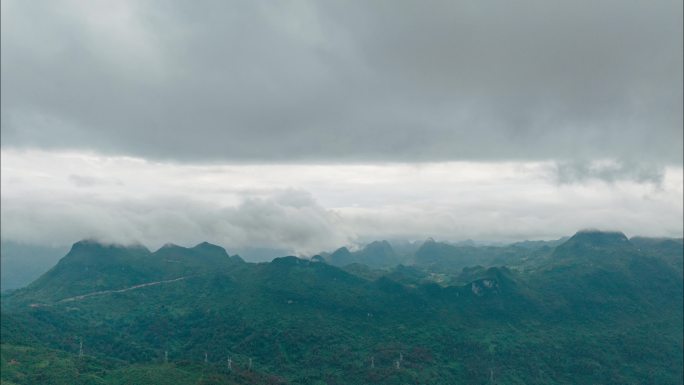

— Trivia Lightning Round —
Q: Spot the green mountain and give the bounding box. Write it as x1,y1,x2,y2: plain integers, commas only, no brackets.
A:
326,241,399,268
551,230,635,258
324,237,563,272
412,238,554,273
630,236,684,273
2,231,682,384
6,240,243,305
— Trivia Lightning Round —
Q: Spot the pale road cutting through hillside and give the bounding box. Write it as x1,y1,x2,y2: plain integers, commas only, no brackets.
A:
57,276,190,303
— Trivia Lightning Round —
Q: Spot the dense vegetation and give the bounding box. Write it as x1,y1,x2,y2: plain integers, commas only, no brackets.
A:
1,231,682,384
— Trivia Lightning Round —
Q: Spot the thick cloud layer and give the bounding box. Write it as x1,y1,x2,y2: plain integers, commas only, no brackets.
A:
2,0,681,164
2,2,681,252
2,150,681,253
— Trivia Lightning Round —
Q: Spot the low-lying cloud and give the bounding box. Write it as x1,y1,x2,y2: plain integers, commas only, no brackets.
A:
1,190,351,255
2,151,681,254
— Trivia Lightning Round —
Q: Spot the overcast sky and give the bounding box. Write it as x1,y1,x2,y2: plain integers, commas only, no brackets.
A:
1,0,682,253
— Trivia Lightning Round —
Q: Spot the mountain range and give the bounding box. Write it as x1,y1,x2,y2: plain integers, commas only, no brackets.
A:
1,230,682,384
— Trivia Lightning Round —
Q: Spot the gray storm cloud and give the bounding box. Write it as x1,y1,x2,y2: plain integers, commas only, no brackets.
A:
1,1,682,252
1,0,681,164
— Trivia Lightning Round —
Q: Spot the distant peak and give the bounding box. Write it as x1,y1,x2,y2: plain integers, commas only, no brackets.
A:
192,241,228,254
576,228,624,235
365,240,393,250
332,246,351,255
154,243,190,254
194,241,213,247
553,229,634,257
271,255,306,266
71,239,149,253
571,229,629,243
455,239,476,247
73,239,105,248
367,240,390,245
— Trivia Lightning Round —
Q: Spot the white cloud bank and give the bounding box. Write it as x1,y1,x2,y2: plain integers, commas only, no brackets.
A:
2,150,681,254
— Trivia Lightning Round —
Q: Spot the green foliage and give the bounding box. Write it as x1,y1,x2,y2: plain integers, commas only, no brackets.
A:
2,231,682,384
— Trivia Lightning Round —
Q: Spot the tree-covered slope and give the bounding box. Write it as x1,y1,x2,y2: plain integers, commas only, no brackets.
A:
5,240,243,305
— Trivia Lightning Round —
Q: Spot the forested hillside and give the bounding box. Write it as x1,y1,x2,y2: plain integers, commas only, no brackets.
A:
2,231,682,384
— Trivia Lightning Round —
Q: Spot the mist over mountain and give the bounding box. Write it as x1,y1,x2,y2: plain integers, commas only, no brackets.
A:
0,241,69,292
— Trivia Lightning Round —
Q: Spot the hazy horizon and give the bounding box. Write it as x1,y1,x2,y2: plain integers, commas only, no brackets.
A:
2,227,680,258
